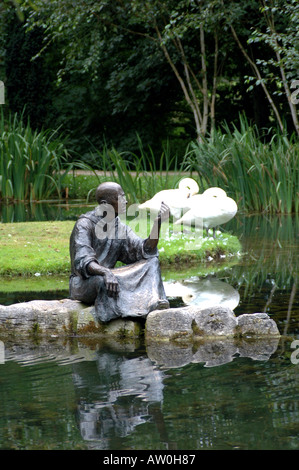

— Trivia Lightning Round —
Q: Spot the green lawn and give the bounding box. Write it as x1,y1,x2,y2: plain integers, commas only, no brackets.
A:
0,221,74,276
0,220,241,276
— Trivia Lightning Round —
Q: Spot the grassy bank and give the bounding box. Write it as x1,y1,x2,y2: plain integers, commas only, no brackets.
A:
0,220,241,277
0,221,73,276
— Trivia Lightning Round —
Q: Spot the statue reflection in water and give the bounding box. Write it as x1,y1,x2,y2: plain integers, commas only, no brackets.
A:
73,350,172,450
72,334,279,448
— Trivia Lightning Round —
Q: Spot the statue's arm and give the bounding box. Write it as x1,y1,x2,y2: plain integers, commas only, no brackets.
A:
144,202,170,253
86,261,119,297
71,218,119,296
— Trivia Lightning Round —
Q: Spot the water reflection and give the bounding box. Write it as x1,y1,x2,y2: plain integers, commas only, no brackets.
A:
1,336,289,450
164,277,240,310
0,200,93,223
0,208,298,449
75,353,165,447
147,337,280,368
0,341,4,364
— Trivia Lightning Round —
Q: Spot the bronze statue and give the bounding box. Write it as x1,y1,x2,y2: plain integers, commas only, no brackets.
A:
69,182,170,322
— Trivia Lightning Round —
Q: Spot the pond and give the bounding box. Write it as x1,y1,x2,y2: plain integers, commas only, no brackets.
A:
0,202,298,451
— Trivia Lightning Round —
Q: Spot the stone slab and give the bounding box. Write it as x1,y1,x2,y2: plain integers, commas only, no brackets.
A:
0,299,280,341
0,299,142,340
145,305,280,342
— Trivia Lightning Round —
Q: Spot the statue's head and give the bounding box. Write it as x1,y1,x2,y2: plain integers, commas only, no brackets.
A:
95,182,127,216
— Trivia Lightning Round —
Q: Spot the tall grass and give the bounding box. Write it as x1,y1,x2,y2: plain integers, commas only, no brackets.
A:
183,115,299,213
0,110,70,201
82,137,189,204
2,110,297,213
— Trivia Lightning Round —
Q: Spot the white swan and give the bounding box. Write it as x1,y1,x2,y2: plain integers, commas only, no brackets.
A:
174,187,237,238
138,177,199,219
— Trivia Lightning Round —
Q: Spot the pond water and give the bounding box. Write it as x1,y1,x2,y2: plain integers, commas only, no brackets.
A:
0,202,298,451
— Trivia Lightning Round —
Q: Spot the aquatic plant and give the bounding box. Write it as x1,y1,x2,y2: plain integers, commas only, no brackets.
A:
0,110,70,201
76,136,191,204
183,115,299,214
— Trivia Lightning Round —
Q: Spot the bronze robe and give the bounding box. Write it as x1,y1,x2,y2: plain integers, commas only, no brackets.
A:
69,209,168,322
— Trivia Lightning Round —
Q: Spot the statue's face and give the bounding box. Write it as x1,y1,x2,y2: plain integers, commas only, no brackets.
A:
109,187,127,215
96,182,128,216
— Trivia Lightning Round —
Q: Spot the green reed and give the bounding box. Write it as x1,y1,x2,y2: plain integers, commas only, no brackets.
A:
183,115,299,213
86,137,189,204
0,110,70,201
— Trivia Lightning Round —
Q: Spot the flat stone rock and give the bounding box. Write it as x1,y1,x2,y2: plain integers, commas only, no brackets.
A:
145,305,280,342
0,299,280,341
236,313,280,337
192,306,238,337
0,299,83,335
0,299,142,339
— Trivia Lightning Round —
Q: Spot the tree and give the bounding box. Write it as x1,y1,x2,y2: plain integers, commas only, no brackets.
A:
224,0,299,135
3,8,57,130
250,0,299,135
94,0,230,142
3,0,297,159
20,0,186,157
22,0,234,143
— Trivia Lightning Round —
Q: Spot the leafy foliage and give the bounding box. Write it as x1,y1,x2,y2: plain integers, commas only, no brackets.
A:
2,8,57,130
0,110,70,201
17,0,298,140
0,0,297,211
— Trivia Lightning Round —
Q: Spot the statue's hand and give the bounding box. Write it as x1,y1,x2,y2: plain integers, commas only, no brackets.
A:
158,201,170,223
87,262,119,297
103,270,119,297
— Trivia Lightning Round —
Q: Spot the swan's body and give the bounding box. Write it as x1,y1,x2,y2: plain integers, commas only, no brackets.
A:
174,187,237,237
138,178,199,219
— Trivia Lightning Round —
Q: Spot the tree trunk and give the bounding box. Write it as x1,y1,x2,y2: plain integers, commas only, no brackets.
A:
230,24,285,133
154,23,204,143
210,31,219,131
262,2,299,136
200,24,209,137
276,49,299,136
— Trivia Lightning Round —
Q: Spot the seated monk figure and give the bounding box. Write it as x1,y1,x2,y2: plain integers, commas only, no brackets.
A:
69,181,170,322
